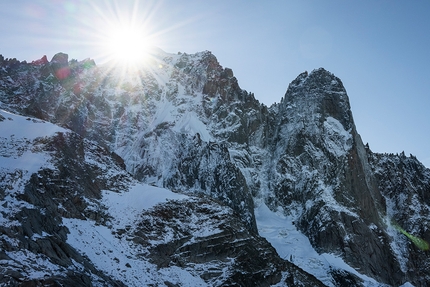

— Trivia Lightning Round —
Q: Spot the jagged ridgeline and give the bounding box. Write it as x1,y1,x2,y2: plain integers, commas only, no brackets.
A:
0,50,429,286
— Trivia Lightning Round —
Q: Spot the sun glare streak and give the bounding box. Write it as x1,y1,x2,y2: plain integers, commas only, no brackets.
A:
392,221,429,251
44,0,204,89
73,0,170,93
82,0,161,72
103,22,151,66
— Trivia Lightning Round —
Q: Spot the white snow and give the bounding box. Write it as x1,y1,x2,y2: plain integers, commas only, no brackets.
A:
0,109,66,139
0,109,66,173
255,201,387,287
0,152,52,174
4,250,64,279
64,217,159,286
323,116,352,157
383,197,410,273
0,110,64,227
147,93,212,142
101,183,188,227
63,183,209,286
150,99,176,127
255,201,334,286
173,110,212,142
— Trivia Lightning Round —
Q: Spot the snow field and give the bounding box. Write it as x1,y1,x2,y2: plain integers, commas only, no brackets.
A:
254,200,387,287
63,183,209,286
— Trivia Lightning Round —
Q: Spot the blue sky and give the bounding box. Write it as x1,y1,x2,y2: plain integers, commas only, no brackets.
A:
1,0,429,167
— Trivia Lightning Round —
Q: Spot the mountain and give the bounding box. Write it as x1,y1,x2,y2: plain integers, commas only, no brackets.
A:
0,50,428,286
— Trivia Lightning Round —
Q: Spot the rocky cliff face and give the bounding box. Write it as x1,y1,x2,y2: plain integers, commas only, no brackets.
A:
368,151,430,285
266,70,404,285
0,50,429,286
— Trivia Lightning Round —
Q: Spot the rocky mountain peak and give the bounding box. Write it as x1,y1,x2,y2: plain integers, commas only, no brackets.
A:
199,52,242,101
267,67,407,284
31,55,48,66
50,52,69,65
280,68,353,132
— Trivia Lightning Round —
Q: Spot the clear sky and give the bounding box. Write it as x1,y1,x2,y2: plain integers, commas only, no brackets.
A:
1,0,429,167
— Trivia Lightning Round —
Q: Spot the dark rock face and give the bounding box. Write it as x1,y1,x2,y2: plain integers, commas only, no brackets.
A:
50,52,71,80
140,198,283,286
138,197,326,287
0,129,129,286
1,50,429,286
31,55,48,66
134,132,257,233
267,69,403,285
369,151,430,285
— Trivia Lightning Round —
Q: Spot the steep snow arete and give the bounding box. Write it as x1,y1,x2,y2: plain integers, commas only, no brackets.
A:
0,50,429,286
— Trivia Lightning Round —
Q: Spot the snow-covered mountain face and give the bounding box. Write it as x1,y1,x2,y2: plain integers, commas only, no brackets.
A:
0,50,429,286
267,70,405,285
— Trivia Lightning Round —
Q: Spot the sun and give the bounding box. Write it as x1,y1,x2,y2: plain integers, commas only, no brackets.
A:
105,26,152,66
86,0,159,70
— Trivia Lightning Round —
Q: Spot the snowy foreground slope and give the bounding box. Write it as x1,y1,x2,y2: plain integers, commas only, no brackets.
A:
1,50,429,286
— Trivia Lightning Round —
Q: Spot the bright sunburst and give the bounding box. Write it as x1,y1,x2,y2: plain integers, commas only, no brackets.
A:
104,25,152,67
87,0,159,71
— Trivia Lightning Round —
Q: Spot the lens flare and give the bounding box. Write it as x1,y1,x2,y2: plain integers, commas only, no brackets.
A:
392,221,429,251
